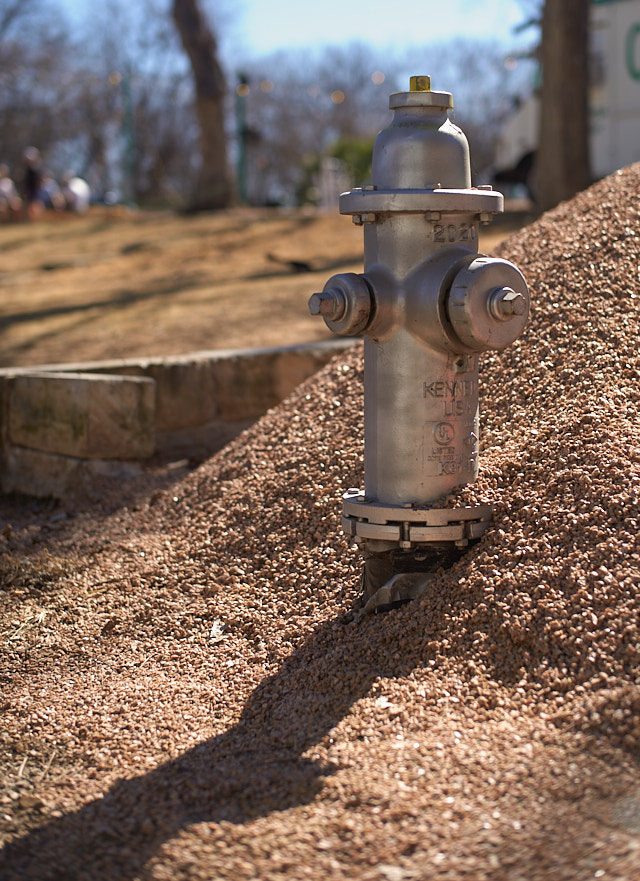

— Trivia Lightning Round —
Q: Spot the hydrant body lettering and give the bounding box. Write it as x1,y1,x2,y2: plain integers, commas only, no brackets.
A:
423,379,477,399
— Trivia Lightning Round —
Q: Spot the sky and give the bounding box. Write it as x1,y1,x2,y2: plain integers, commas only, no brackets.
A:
59,0,535,59
232,0,533,57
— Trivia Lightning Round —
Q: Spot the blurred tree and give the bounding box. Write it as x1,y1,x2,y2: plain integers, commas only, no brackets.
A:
172,0,230,210
0,0,30,38
0,0,77,180
532,0,591,210
59,0,201,205
514,0,544,32
234,44,395,206
0,3,540,212
330,136,374,187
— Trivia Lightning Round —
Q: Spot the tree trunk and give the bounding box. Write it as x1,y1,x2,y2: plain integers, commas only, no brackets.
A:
172,0,230,211
533,0,591,211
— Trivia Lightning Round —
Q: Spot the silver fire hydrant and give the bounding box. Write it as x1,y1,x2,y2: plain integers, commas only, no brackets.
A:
309,76,529,612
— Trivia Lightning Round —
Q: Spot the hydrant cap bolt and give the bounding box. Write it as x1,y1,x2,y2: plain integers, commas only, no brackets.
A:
308,290,346,321
490,287,527,320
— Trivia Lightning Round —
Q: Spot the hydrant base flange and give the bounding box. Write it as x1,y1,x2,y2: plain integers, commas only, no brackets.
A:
342,490,491,548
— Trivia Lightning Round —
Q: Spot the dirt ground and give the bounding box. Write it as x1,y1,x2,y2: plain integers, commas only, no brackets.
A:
0,205,528,368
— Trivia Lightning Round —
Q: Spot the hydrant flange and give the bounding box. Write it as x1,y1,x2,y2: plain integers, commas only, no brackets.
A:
342,490,492,548
339,186,503,218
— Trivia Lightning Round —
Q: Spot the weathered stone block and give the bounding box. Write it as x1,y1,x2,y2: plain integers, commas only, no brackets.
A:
7,371,155,459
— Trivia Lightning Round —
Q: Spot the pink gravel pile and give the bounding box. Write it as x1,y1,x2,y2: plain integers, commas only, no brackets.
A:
1,165,640,880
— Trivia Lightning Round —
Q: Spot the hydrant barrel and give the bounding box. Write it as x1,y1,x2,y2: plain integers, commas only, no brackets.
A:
364,336,480,505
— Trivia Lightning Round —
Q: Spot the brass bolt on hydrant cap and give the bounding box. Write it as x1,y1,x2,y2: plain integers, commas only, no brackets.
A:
410,75,431,91
390,73,453,110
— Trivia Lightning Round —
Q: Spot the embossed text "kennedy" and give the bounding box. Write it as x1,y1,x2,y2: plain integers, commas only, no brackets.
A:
423,379,478,399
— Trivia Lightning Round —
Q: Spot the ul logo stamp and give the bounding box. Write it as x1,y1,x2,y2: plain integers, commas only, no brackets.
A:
433,422,455,445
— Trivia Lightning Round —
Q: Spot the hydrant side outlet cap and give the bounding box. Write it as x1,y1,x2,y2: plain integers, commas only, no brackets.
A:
447,257,530,352
312,272,373,336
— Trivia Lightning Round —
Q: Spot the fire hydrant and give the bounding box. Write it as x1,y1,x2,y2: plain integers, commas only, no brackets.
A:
309,76,529,612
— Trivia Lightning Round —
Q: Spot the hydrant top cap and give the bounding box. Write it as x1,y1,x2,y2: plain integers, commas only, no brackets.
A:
389,75,453,110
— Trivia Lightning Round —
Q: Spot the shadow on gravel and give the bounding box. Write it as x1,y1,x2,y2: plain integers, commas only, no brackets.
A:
0,610,411,881
0,576,631,879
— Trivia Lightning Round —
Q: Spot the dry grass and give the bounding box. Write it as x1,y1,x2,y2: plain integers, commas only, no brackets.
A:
0,205,530,368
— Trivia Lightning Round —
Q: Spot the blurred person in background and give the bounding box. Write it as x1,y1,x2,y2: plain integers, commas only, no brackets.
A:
0,164,22,220
21,147,44,221
62,172,91,213
40,170,66,211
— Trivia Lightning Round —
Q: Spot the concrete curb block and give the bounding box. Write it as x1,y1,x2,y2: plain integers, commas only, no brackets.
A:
7,371,155,459
0,339,354,498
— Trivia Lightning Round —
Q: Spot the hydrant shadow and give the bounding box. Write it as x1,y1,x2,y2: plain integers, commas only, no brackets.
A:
0,608,417,881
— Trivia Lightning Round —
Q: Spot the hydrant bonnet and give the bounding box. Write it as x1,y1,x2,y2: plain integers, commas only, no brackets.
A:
374,77,469,192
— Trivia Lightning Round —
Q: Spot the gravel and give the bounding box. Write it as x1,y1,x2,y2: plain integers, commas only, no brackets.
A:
1,164,640,880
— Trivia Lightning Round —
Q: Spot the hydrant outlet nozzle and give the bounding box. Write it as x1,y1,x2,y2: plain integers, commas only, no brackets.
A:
308,272,373,336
